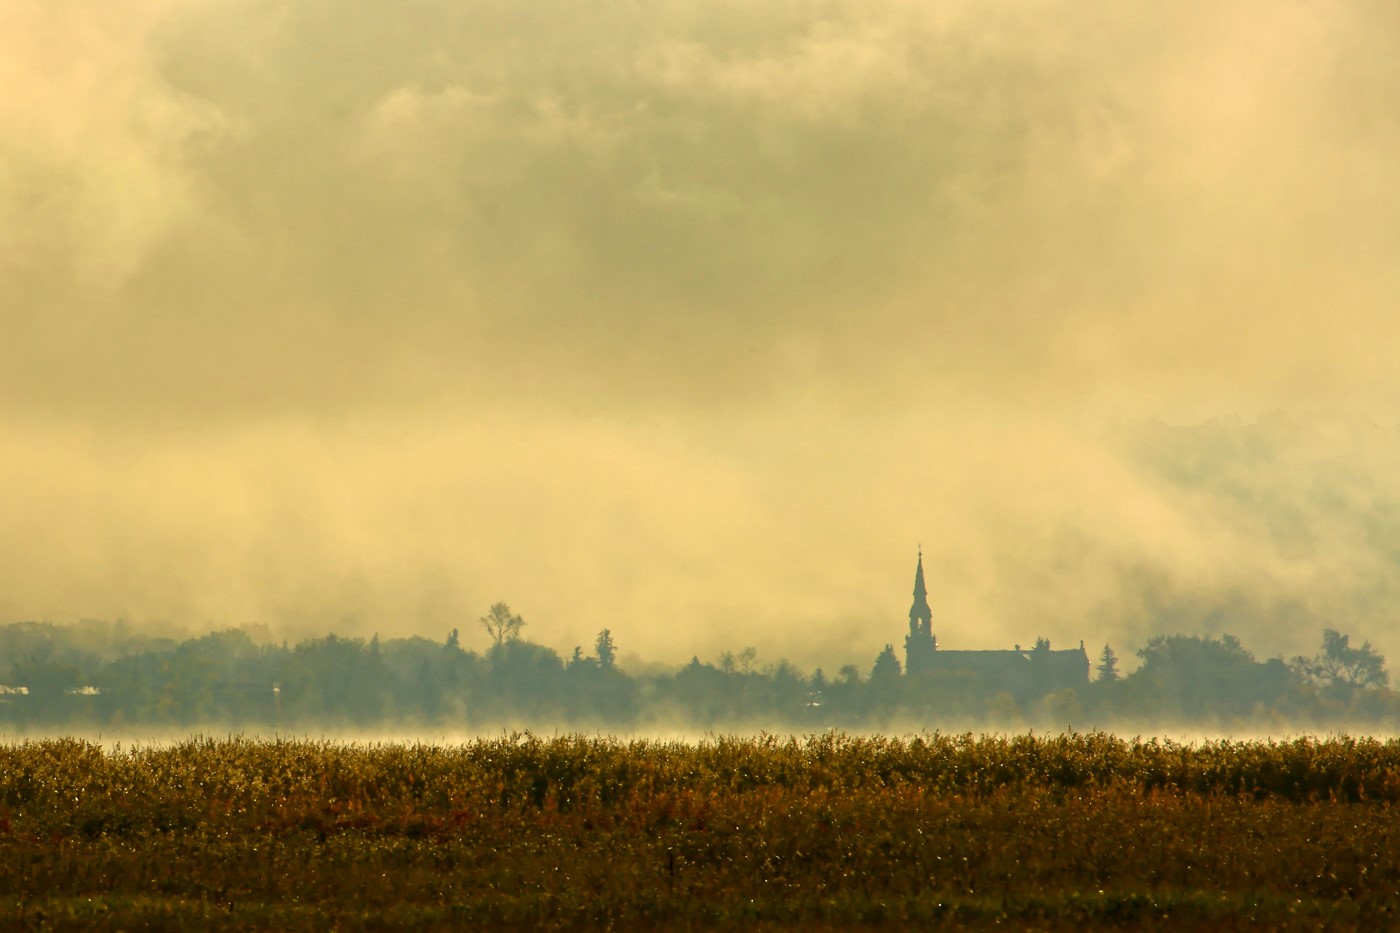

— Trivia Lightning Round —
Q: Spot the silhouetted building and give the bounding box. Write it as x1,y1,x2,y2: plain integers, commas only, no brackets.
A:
901,550,1089,697
904,549,938,674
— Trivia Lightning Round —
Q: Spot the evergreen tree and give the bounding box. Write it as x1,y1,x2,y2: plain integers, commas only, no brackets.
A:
594,629,617,670
871,644,902,682
868,645,903,717
806,668,828,713
1096,644,1120,682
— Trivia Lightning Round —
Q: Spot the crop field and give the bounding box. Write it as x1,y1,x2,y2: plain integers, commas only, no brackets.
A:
2,732,1400,930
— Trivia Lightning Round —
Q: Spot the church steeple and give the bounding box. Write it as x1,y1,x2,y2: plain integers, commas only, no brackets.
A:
904,547,937,674
909,547,932,628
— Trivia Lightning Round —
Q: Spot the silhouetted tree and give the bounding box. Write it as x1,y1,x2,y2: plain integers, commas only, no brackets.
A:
718,646,758,675
1292,629,1388,700
673,657,730,723
871,644,901,683
1096,644,1120,682
486,639,564,717
595,629,617,670
479,603,525,648
1130,633,1295,720
750,659,808,717
865,644,902,720
7,653,81,703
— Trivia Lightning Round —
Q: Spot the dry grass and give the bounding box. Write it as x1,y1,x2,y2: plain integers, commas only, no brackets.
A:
2,732,1399,929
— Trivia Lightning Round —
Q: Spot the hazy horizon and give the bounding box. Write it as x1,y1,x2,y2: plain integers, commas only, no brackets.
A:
5,1,1400,676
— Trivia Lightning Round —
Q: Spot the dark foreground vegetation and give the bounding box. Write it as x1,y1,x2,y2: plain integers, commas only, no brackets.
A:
3,733,1400,930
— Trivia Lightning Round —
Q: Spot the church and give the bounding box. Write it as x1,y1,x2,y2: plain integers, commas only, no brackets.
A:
901,550,1089,697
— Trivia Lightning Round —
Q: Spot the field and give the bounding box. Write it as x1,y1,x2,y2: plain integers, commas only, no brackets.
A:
2,732,1399,930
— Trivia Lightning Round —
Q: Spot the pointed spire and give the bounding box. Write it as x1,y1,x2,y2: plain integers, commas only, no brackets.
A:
909,548,932,625
905,546,936,674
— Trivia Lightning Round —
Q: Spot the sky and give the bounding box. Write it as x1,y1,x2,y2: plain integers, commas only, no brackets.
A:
4,0,1400,673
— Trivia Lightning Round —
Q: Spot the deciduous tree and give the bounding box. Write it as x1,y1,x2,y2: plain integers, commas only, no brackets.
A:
479,602,525,648
1292,629,1388,699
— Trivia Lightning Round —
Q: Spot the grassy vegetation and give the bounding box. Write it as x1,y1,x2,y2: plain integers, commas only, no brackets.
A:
2,731,1400,929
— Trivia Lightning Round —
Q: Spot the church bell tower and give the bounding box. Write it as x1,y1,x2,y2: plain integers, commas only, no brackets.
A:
904,548,937,675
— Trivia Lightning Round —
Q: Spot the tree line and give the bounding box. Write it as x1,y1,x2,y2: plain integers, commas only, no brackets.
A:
0,603,1392,731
